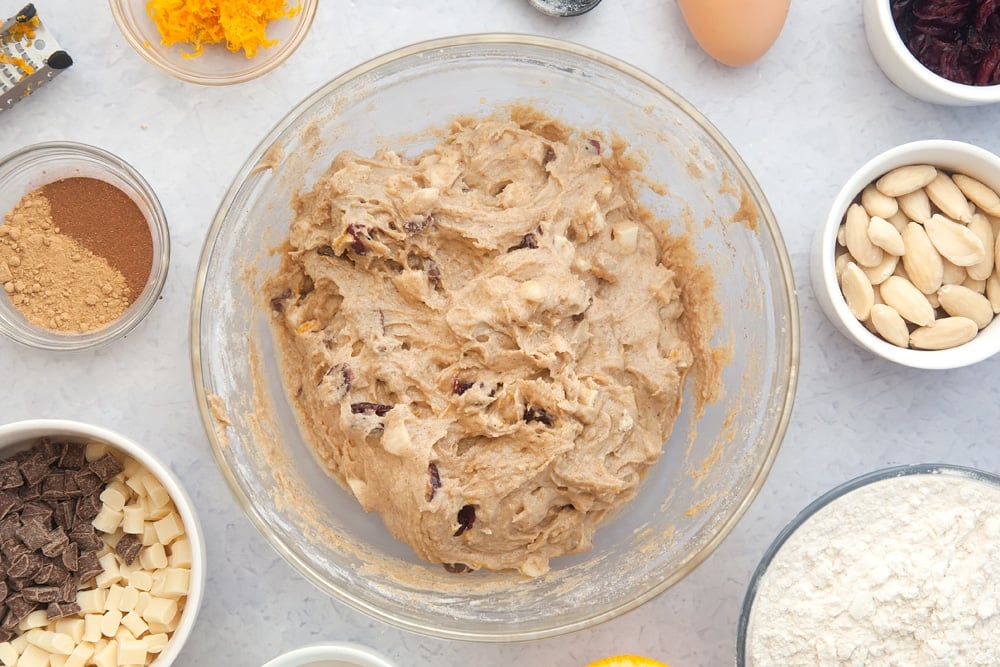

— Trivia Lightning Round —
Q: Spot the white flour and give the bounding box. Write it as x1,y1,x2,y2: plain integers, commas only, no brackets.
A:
747,472,1000,666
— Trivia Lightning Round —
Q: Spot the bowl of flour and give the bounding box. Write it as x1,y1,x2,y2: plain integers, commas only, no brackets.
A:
738,464,1000,666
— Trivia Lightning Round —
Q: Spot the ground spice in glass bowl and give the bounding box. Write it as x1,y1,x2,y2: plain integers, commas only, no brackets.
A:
0,142,169,351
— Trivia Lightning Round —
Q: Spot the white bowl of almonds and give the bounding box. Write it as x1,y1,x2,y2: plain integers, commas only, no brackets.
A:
0,420,204,666
813,140,1000,369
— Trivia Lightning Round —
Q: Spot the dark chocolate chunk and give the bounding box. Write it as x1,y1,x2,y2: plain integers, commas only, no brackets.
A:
16,519,50,551
88,454,123,483
20,501,52,523
19,452,50,487
41,473,69,501
524,406,554,426
442,562,472,573
73,471,102,497
68,525,102,552
76,553,102,583
0,491,19,521
61,542,78,572
0,628,12,642
0,608,18,630
350,402,393,416
57,575,75,603
6,576,29,592
1,539,26,561
4,593,36,625
52,500,75,532
40,530,68,558
39,440,62,465
0,461,21,489
115,534,142,566
0,580,7,601
454,504,477,537
46,600,80,620
74,493,101,522
18,482,41,502
57,443,87,471
22,585,59,603
0,517,17,542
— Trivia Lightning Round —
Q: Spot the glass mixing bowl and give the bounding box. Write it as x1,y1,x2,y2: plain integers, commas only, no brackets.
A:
192,34,799,641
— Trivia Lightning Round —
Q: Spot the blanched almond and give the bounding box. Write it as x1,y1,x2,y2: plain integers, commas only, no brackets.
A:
925,172,973,222
876,164,937,197
837,224,846,247
938,284,994,328
941,258,967,286
845,204,884,267
835,250,851,277
880,275,936,326
909,316,978,349
967,214,995,280
953,173,1000,217
862,253,898,285
987,273,1000,314
861,184,899,219
962,276,986,294
840,262,875,321
887,209,911,232
901,222,944,294
897,188,932,223
870,303,910,347
868,216,905,256
924,214,986,267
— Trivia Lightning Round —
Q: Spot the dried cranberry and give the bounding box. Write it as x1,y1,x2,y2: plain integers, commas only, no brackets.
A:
587,138,601,153
543,147,556,165
452,378,474,395
454,505,476,536
507,233,538,252
524,406,554,426
320,364,353,396
269,288,292,313
346,224,368,255
350,402,393,416
426,463,441,502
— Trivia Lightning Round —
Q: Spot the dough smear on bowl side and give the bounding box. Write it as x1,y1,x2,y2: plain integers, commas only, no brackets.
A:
264,107,718,577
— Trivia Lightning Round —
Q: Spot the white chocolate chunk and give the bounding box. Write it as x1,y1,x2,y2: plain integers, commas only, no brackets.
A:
0,642,16,667
141,524,158,547
92,506,124,534
144,633,168,654
117,638,147,666
64,642,95,667
152,513,184,546
140,597,177,626
77,589,106,615
15,644,49,667
25,629,73,655
119,586,139,613
104,584,124,613
17,610,48,632
99,482,130,512
120,612,147,639
91,639,117,667
100,609,123,638
95,553,122,588
168,538,192,568
85,442,109,462
82,615,103,644
158,568,190,598
122,504,145,535
139,544,168,571
53,618,84,645
127,570,153,592
134,592,151,617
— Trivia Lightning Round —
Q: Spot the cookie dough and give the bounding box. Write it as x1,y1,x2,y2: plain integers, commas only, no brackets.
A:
266,108,712,576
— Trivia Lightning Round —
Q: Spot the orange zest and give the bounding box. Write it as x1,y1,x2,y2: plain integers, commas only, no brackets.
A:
587,656,670,667
145,0,300,58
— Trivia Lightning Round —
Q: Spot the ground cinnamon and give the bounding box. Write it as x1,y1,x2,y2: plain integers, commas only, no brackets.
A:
42,177,152,299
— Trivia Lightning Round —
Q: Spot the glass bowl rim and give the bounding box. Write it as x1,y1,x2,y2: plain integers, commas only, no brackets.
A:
191,32,801,641
108,0,318,86
0,140,170,352
735,462,1000,665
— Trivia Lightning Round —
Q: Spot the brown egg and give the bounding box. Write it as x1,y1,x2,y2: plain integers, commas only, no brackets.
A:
678,0,791,67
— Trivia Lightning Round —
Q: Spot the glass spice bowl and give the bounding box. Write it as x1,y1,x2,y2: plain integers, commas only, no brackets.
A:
864,0,1000,105
109,0,317,86
0,141,170,351
192,35,799,641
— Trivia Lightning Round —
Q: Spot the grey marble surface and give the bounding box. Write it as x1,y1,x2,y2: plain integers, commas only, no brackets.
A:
2,2,999,666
